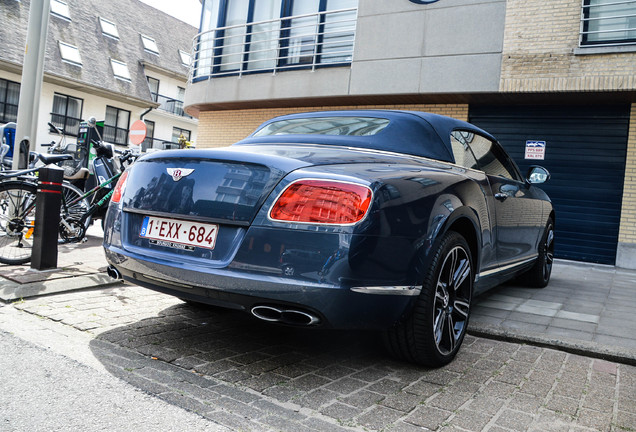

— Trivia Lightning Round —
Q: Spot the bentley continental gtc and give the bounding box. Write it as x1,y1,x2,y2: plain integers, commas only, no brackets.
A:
103,110,553,367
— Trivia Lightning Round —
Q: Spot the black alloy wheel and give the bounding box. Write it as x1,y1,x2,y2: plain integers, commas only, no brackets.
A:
384,231,473,367
522,218,554,288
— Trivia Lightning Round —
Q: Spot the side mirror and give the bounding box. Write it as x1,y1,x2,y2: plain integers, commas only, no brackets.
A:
526,166,550,184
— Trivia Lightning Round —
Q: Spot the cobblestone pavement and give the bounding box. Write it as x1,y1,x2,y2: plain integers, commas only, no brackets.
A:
5,285,636,432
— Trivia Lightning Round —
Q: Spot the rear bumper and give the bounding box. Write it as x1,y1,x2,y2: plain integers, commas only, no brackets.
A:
104,247,416,330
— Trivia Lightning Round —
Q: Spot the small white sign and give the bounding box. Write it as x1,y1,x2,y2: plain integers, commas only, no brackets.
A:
525,140,546,160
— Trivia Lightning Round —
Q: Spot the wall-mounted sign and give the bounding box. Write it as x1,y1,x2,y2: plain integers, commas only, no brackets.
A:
525,140,546,160
409,0,441,3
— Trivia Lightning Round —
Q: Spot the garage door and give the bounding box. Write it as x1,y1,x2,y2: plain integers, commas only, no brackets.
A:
469,105,630,265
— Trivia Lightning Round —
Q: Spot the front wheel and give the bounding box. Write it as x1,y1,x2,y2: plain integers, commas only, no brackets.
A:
0,182,37,265
58,182,91,243
522,218,554,288
384,231,473,367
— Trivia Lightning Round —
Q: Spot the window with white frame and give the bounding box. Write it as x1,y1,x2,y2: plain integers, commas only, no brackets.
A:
50,0,70,19
110,59,131,81
141,35,159,54
99,17,119,39
58,41,82,66
179,50,192,66
581,0,636,46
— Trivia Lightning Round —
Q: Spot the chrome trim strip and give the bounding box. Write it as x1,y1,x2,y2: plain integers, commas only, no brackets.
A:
350,285,421,296
477,256,537,279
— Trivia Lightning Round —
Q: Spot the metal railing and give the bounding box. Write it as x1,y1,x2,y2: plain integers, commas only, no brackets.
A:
580,0,636,46
189,7,357,81
154,94,192,119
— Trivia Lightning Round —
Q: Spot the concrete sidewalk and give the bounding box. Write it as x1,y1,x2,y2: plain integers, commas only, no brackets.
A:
1,228,635,365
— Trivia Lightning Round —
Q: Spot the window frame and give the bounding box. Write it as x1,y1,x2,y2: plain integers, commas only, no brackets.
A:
50,0,71,20
452,130,523,182
141,34,160,54
172,127,191,143
104,106,131,146
580,0,636,47
110,59,131,81
147,76,160,102
0,78,20,124
179,50,192,66
58,41,82,66
99,17,120,39
50,93,84,137
141,119,155,151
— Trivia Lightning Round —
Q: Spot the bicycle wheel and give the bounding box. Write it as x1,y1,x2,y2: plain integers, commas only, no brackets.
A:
59,182,91,243
0,181,37,265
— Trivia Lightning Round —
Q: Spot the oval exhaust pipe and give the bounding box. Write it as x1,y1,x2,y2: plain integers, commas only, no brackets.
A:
107,265,122,280
251,305,320,326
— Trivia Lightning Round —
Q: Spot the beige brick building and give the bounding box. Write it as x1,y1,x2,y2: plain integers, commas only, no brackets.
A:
185,0,636,268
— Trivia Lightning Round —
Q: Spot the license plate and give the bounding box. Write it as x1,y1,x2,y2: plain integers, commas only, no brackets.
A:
140,216,218,250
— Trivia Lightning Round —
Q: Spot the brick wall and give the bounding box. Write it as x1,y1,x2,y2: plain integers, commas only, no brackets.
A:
619,104,636,244
196,104,469,148
500,0,636,92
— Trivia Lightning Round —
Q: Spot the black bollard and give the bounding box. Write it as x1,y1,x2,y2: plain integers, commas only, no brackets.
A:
31,165,64,270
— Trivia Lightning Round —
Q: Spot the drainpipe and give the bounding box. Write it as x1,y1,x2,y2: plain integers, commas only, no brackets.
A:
140,107,153,120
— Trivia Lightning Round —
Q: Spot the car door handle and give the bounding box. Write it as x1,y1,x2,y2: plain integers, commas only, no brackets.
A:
494,193,508,201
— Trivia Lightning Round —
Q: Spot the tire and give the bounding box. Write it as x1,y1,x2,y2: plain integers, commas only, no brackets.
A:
522,218,554,288
384,231,473,367
58,182,91,243
0,181,37,265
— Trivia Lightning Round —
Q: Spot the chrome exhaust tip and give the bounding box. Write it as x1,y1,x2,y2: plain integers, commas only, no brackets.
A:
106,265,122,280
250,305,320,326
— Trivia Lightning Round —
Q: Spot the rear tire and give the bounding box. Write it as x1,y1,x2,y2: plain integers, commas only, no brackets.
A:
384,231,473,367
522,218,554,288
0,181,37,265
58,182,91,243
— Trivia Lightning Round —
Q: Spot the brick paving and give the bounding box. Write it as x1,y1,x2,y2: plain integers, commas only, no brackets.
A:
8,285,636,432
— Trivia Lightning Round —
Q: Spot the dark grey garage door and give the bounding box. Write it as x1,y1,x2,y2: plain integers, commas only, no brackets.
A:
469,105,630,265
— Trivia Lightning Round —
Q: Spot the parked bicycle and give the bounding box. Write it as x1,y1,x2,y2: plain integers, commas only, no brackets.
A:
0,118,138,264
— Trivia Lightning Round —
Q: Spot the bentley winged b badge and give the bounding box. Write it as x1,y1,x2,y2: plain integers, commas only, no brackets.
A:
167,168,194,182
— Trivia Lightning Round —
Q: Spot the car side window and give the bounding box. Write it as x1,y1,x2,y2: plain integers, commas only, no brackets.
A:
461,132,521,181
450,131,479,170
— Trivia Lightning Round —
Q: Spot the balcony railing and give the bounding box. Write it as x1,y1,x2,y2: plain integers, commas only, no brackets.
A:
152,94,192,119
190,7,357,81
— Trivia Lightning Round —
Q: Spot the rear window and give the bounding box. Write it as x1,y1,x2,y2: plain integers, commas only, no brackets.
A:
253,117,390,137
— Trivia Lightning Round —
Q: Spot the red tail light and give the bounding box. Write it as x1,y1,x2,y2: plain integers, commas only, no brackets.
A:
111,170,129,204
270,179,372,224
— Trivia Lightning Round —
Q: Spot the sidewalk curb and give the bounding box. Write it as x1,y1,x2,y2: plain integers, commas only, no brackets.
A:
469,323,636,366
0,274,123,302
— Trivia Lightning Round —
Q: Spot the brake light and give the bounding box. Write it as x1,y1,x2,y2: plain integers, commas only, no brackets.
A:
270,179,372,224
111,170,129,204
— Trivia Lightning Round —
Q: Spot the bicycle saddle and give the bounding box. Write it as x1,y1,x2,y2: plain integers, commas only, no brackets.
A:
38,153,73,164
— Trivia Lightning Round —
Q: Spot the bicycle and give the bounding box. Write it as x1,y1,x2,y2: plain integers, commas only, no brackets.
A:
0,152,89,264
0,133,138,265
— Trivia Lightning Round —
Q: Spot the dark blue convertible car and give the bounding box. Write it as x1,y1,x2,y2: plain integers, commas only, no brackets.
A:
104,110,553,367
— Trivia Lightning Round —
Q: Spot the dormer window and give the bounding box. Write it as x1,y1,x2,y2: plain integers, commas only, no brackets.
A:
141,35,159,54
110,59,131,81
50,0,70,20
58,41,82,66
99,17,119,39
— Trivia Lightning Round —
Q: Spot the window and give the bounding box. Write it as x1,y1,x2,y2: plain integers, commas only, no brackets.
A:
0,78,20,123
458,132,521,181
51,94,83,136
141,35,159,54
253,117,389,137
58,41,82,66
450,131,479,170
196,0,357,77
99,17,119,39
147,77,159,102
141,119,155,152
172,127,191,143
110,59,131,81
104,106,130,145
50,0,70,20
179,50,192,66
581,0,636,46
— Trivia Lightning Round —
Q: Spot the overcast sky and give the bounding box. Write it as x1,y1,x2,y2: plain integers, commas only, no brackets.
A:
140,0,202,28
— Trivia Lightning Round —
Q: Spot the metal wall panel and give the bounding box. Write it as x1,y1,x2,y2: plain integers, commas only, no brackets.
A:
470,105,630,264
